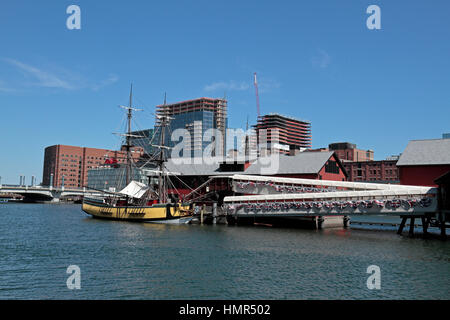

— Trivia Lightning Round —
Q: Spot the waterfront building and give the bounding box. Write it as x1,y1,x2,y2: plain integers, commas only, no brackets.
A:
254,113,311,155
397,138,450,186
343,159,399,183
42,145,143,188
154,97,227,158
308,143,394,183
87,151,348,201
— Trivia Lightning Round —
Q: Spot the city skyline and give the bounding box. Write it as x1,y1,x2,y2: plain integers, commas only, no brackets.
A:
1,1,450,183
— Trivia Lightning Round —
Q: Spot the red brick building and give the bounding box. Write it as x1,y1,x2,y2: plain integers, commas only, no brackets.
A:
343,159,399,183
397,139,450,187
42,145,143,188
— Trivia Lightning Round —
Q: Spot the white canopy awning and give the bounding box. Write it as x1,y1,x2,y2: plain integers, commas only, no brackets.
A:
119,181,149,199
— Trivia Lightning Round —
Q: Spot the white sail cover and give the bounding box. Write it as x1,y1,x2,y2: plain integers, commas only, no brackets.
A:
119,181,149,199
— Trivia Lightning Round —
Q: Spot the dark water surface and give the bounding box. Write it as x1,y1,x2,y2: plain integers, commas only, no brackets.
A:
0,204,448,299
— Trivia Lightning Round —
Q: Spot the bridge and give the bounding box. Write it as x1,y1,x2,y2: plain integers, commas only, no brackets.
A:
0,184,104,202
223,175,447,238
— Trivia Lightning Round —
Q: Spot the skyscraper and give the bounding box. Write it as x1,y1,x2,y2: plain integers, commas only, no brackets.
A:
155,97,227,158
254,113,312,155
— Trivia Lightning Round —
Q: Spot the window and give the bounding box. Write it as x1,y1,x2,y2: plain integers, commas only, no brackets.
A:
325,160,340,174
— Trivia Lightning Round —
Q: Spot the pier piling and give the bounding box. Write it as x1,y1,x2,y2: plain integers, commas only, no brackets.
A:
316,216,324,230
397,217,407,235
409,217,415,237
201,204,205,224
212,203,217,225
421,217,429,236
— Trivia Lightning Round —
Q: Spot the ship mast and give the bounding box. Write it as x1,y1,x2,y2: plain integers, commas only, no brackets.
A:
119,84,142,186
126,84,133,185
157,93,168,204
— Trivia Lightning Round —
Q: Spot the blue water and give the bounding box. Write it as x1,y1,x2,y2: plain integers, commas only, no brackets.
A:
0,203,449,299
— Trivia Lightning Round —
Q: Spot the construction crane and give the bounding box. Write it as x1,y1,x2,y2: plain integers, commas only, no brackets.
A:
253,72,260,120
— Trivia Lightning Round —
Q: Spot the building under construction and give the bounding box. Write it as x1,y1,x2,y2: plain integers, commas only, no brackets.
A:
155,97,227,157
254,113,312,155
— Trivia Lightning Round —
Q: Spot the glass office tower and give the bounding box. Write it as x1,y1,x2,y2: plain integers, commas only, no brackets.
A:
154,98,227,158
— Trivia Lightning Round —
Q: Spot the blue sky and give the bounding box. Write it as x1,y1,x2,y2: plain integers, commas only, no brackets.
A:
0,0,449,184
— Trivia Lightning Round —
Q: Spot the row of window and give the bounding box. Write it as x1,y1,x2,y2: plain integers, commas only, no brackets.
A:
61,154,118,160
354,169,398,176
355,177,398,182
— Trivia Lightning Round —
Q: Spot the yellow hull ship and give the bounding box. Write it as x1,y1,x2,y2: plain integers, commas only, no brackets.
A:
82,198,193,223
81,86,194,224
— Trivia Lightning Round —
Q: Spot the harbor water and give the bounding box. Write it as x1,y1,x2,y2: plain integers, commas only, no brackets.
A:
0,203,449,299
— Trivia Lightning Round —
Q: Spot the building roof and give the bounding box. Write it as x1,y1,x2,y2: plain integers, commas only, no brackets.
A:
165,159,221,176
397,139,450,166
259,113,311,124
163,151,341,177
245,151,335,175
156,97,225,108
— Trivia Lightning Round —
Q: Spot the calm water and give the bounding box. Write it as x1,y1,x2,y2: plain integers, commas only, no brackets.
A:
0,203,449,300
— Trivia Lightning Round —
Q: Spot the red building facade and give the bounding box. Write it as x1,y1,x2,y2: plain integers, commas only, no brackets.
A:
42,145,143,188
343,160,399,183
399,165,450,187
397,139,450,187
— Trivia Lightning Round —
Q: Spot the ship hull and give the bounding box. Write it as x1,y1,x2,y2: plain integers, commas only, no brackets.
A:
82,198,193,223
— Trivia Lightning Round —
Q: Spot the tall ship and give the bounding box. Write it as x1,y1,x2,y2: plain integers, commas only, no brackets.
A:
82,86,194,223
